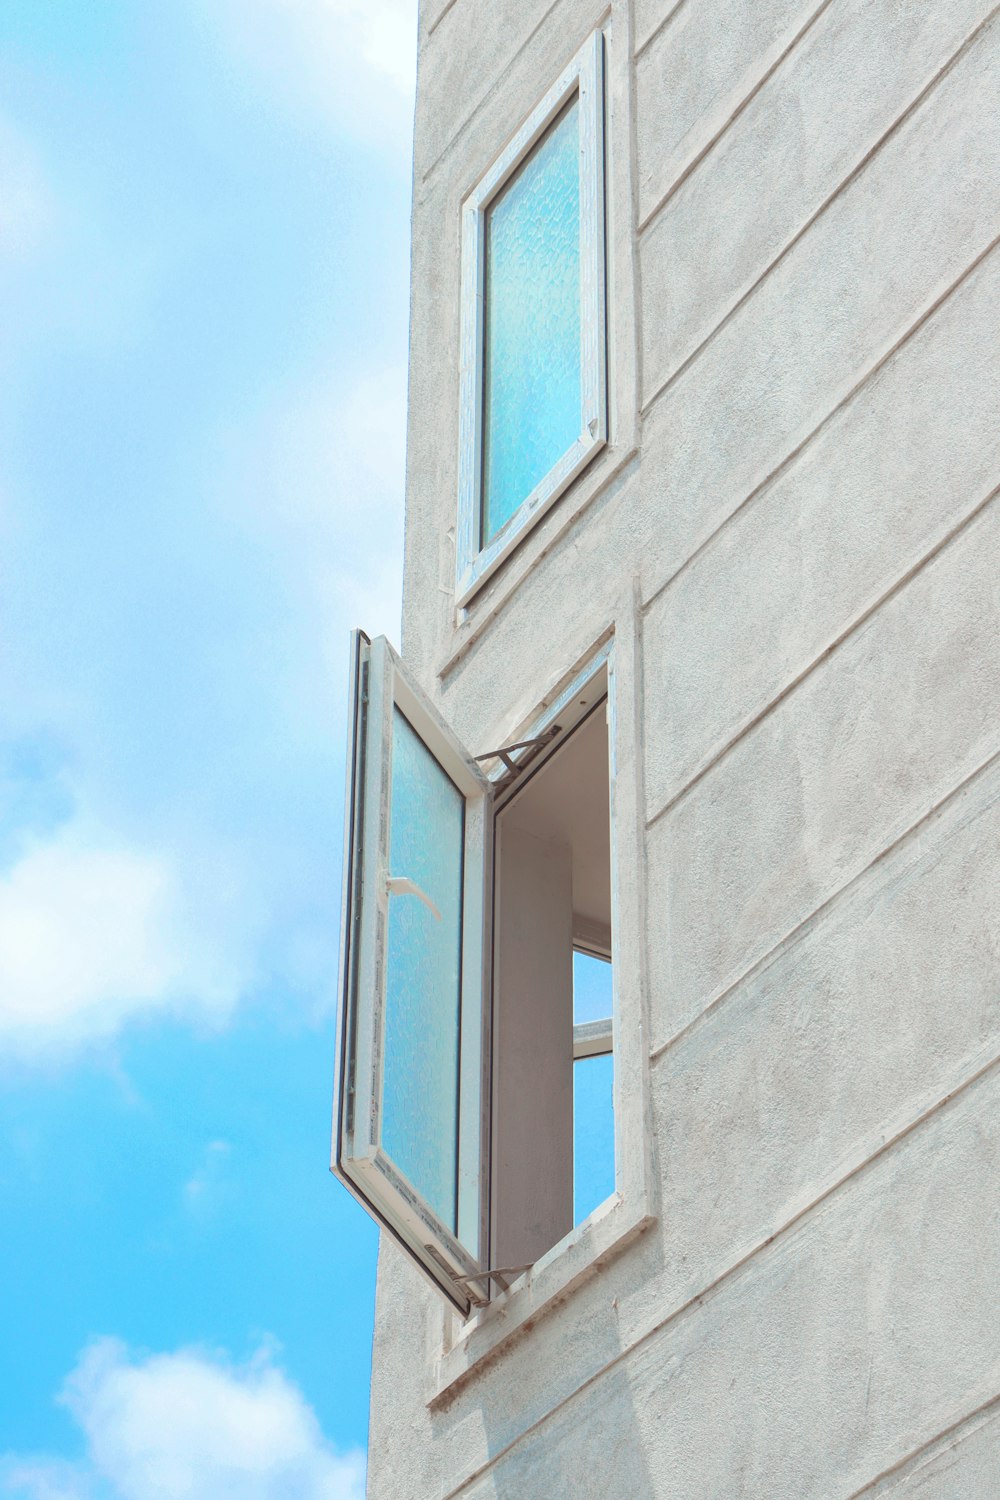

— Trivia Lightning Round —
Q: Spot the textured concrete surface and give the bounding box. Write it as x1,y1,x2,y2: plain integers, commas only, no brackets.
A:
638,0,991,379
458,1070,1000,1498
648,498,1000,1036
363,0,1000,1493
859,1401,1000,1497
635,0,818,221
641,245,1000,811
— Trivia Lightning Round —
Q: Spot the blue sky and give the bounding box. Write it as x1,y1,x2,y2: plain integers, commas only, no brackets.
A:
0,2,416,1494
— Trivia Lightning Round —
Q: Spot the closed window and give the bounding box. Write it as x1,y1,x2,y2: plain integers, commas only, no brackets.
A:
481,97,582,544
457,33,607,606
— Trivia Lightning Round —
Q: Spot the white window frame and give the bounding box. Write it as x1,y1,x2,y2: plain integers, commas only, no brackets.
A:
428,613,655,1401
333,609,655,1367
332,632,493,1317
573,1015,613,1060
456,30,607,607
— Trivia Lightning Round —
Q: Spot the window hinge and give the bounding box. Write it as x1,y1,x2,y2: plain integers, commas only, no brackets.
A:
422,1246,532,1308
450,1263,531,1293
422,1246,490,1308
474,724,560,789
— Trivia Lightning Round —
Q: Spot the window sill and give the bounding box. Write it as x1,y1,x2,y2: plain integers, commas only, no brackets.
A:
426,1187,654,1407
456,430,608,610
440,436,640,683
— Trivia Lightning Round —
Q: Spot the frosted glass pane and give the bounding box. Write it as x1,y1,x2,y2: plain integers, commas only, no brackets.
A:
574,1052,615,1226
573,949,612,1025
482,96,582,544
382,709,465,1230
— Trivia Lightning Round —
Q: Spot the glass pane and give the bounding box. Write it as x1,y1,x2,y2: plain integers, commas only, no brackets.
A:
482,96,582,544
381,709,465,1231
573,949,612,1025
574,1052,615,1225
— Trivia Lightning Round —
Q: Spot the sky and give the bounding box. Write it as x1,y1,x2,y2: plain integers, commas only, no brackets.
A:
0,2,417,1495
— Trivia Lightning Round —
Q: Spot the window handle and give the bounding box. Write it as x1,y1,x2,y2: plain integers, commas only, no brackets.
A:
386,875,442,921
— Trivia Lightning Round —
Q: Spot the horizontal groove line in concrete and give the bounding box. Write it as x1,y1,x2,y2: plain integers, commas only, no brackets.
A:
439,222,1000,720
648,742,1000,1066
636,220,1000,710
638,2,1000,407
644,473,1000,831
427,0,462,36
632,0,689,62
635,0,835,234
443,1033,1000,1497
419,0,607,187
847,1390,1000,1498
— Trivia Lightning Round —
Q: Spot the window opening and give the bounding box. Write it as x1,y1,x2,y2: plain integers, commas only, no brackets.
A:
473,724,561,793
491,691,615,1272
572,951,614,1226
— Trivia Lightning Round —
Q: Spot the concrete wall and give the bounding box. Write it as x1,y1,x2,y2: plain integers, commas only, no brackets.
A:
365,0,1000,1493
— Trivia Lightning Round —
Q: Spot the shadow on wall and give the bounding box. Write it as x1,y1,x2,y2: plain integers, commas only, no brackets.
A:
465,1362,657,1498
415,1166,671,1497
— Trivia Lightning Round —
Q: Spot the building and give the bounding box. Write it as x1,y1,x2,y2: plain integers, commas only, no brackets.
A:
333,1,1000,1494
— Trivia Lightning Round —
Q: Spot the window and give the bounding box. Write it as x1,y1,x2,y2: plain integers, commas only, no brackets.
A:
572,951,615,1225
489,685,614,1273
332,633,491,1314
332,632,616,1318
456,32,607,606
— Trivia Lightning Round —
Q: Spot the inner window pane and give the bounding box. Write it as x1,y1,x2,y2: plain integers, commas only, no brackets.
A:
381,708,465,1231
481,96,582,545
573,948,612,1024
573,950,613,1226
574,1052,615,1225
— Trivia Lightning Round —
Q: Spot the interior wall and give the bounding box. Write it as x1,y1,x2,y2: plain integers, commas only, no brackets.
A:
491,823,573,1270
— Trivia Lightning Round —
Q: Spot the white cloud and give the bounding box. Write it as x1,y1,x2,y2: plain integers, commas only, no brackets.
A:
0,364,411,1063
183,1139,232,1210
222,360,407,653
285,365,408,644
0,1459,92,1500
1,1340,365,1500
0,117,55,260
0,820,251,1058
210,0,417,152
254,364,407,542
316,0,417,95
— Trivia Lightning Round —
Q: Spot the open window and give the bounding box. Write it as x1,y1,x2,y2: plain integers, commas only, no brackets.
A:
456,31,607,605
490,679,614,1272
333,633,492,1315
333,633,616,1317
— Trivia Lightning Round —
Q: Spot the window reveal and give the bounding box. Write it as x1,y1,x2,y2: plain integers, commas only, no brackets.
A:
491,696,614,1267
